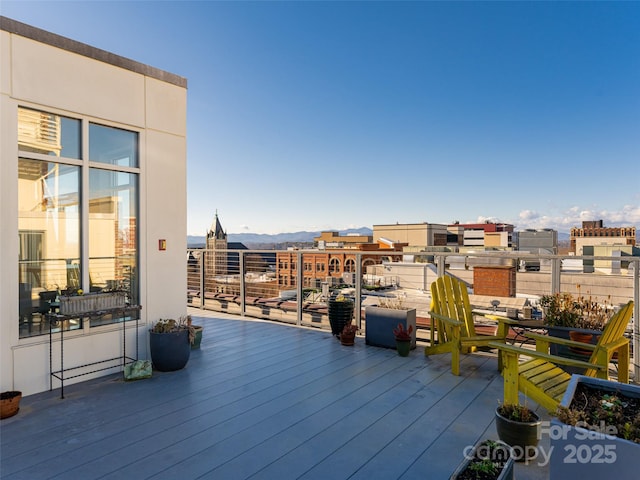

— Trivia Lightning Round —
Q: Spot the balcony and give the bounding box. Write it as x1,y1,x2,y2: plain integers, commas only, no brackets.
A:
188,248,640,379
1,308,551,479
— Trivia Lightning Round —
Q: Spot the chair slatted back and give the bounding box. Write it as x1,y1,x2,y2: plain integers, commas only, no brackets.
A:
431,276,475,341
585,301,634,377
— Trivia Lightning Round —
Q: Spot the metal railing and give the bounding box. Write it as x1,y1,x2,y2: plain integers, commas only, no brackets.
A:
187,248,640,380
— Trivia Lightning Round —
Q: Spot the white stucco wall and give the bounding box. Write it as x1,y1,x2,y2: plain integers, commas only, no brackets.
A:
0,21,187,396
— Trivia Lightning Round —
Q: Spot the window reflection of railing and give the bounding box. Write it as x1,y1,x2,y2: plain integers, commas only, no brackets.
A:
18,256,139,337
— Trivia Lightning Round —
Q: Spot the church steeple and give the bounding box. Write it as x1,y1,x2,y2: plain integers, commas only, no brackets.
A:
205,211,228,276
207,210,226,240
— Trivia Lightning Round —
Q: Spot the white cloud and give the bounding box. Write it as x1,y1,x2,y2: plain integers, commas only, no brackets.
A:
514,205,640,232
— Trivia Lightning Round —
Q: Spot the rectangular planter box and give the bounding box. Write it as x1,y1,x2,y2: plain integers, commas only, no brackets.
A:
60,292,127,315
450,440,514,479
365,306,416,349
550,375,640,479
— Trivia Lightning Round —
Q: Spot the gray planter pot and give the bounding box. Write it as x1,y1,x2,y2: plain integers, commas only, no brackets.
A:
546,326,601,374
365,306,416,349
550,375,640,479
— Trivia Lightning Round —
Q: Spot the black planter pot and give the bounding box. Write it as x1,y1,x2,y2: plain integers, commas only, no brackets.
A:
149,329,191,372
328,298,354,336
495,407,541,462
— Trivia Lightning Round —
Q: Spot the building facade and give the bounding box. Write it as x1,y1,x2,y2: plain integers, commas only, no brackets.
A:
277,231,404,289
372,223,449,248
1,17,187,395
570,220,637,255
457,222,515,249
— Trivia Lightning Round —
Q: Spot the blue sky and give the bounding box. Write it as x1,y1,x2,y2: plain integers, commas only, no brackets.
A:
3,0,639,235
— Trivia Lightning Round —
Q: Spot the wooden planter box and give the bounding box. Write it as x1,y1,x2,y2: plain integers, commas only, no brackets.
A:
550,375,640,479
365,306,416,349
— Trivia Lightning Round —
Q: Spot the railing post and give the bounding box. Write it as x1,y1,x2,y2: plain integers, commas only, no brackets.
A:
355,252,362,328
199,250,205,309
239,250,246,317
296,251,303,326
633,257,640,383
551,257,561,293
436,254,446,277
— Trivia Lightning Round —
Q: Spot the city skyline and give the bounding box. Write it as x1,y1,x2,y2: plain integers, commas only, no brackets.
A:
3,1,639,235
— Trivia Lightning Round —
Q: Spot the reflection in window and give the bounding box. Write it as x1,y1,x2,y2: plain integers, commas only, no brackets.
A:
18,107,81,158
88,169,139,325
18,158,81,337
89,123,138,167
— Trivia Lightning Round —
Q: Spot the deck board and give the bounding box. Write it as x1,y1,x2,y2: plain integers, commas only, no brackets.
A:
0,310,550,479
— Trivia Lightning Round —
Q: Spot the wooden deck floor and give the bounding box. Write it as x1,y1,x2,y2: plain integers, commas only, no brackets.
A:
1,309,550,479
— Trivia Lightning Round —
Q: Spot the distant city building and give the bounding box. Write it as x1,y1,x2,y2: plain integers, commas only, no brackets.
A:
372,223,450,248
205,212,248,275
206,212,228,276
314,231,373,249
277,231,404,288
516,229,558,271
456,222,515,249
570,220,636,255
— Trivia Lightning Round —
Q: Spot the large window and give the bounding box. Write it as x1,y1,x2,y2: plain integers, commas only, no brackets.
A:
88,169,138,326
17,107,139,337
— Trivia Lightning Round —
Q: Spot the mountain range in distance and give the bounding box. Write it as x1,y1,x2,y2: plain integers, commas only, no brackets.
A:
188,227,572,249
187,227,373,248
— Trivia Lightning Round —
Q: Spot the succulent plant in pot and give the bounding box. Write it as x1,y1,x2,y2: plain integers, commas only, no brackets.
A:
393,322,413,357
340,322,358,346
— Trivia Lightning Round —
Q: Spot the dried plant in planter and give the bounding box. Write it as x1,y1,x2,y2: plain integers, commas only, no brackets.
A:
555,382,640,444
497,403,537,423
540,291,615,331
377,294,409,310
151,315,195,344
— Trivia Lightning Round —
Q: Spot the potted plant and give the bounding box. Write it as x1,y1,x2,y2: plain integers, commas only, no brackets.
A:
550,374,640,479
495,403,541,462
365,295,417,349
328,294,354,337
1,391,22,419
450,439,515,479
340,322,358,346
393,322,413,357
540,291,615,361
186,315,204,349
149,316,194,372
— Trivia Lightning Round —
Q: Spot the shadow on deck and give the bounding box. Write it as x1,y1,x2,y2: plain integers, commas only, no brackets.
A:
1,309,550,479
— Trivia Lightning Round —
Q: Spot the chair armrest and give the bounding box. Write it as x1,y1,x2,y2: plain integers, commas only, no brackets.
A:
524,332,598,351
488,341,607,371
429,311,464,327
482,314,519,325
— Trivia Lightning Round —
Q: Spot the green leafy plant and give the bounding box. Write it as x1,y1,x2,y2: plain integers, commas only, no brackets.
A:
393,323,413,341
467,458,498,477
458,440,512,480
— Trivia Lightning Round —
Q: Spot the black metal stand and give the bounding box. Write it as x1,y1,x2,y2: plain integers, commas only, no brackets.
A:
48,305,141,399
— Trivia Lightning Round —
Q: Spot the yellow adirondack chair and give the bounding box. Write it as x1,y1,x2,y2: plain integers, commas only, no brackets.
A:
490,300,633,413
425,275,515,375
